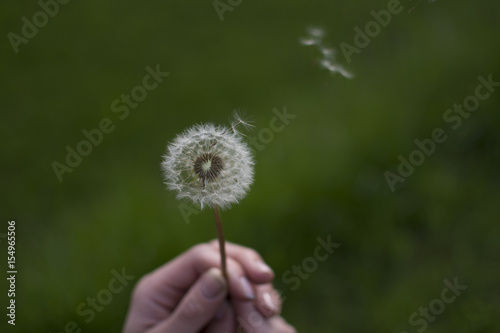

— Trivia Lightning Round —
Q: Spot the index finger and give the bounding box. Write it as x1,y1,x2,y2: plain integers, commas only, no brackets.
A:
210,240,275,284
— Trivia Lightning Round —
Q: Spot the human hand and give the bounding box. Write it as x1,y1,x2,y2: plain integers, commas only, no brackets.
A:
123,241,296,333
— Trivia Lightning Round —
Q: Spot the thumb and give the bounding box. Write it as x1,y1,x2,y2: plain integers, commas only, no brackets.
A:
148,268,228,333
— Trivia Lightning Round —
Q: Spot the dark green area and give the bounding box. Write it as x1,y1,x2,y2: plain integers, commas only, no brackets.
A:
1,0,499,332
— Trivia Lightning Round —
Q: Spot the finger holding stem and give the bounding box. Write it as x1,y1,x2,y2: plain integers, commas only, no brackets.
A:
213,204,228,281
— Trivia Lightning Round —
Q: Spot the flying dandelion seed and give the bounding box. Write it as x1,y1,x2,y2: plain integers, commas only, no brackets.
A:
230,108,255,136
161,112,255,280
300,26,354,79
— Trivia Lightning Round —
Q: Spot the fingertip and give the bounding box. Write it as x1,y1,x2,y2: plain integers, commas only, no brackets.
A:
239,276,256,300
201,267,227,300
262,291,280,316
227,268,255,301
255,286,282,318
254,261,275,282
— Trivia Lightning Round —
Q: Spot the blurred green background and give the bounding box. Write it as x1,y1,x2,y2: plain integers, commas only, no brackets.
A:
1,0,499,332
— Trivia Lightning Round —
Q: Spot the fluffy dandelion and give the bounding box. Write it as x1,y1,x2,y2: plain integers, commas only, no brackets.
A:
161,112,254,279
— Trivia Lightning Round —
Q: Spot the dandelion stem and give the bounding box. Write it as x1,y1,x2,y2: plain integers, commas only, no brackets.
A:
213,204,228,281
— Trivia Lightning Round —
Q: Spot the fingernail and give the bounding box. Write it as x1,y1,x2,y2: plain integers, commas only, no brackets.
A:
256,262,274,276
240,276,255,300
201,268,226,299
262,292,278,313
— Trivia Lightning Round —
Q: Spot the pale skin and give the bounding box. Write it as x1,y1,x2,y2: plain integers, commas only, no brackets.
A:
123,241,296,333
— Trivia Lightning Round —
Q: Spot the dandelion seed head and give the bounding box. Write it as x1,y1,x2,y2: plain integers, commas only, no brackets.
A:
162,122,254,210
